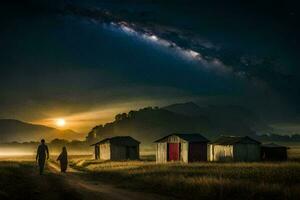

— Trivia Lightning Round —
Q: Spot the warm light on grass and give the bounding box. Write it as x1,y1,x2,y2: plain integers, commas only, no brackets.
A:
70,160,300,200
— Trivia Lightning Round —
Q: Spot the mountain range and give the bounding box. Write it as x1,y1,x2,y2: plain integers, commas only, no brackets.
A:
0,102,271,144
86,102,270,145
0,119,79,143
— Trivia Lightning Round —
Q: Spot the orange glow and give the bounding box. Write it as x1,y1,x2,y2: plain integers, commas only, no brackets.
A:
32,99,182,135
55,118,66,127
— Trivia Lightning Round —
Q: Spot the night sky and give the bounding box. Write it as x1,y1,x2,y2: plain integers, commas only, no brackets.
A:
0,0,299,133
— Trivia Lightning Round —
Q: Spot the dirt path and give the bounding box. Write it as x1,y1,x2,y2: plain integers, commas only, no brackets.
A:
0,160,172,200
47,162,172,200
0,161,82,200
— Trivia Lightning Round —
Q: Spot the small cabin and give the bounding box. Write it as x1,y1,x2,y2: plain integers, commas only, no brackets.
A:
91,136,140,161
209,136,261,162
154,133,210,163
261,143,288,161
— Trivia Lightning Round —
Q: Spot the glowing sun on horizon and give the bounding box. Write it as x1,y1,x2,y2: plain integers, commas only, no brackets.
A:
55,118,66,127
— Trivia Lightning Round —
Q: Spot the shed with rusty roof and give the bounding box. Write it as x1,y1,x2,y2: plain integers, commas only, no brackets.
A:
154,133,210,163
209,136,261,162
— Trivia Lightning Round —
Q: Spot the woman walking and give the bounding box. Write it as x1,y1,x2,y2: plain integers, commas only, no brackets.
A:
57,146,68,173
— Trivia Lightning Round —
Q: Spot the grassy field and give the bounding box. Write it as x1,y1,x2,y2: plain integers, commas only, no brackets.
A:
69,148,300,200
0,144,300,200
1,160,299,200
0,161,82,200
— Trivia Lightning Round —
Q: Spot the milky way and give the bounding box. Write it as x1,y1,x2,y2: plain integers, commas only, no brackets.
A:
0,0,299,132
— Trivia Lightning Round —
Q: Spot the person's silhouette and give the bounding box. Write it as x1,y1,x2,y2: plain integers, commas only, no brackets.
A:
36,139,49,175
57,146,68,173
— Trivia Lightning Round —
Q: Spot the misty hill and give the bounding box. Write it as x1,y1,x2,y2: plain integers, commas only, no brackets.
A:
0,119,79,143
86,102,269,145
164,102,268,134
163,102,205,116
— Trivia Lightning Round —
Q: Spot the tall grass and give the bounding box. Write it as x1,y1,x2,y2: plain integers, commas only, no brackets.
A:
71,160,300,200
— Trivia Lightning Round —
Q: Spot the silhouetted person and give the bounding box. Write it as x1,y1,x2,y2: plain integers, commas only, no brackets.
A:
36,139,49,175
57,146,68,173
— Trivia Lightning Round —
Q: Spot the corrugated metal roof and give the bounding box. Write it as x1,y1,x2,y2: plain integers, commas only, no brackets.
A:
210,136,260,145
91,136,140,146
154,133,210,143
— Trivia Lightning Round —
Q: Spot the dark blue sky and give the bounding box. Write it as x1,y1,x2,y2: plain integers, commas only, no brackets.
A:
0,0,299,131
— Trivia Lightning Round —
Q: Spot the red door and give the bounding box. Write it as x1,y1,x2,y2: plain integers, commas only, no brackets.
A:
168,143,180,161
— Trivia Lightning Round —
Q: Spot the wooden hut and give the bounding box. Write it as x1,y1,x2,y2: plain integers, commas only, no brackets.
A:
91,136,140,161
209,136,261,162
261,143,288,161
154,133,210,163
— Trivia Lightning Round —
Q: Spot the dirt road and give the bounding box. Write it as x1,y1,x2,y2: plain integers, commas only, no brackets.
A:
47,161,172,200
0,161,172,200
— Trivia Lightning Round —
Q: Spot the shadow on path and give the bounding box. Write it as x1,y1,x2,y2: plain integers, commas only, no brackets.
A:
47,161,173,200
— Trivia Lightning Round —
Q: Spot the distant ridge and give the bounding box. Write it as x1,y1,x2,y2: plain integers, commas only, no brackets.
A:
0,119,80,142
86,102,269,145
163,102,206,116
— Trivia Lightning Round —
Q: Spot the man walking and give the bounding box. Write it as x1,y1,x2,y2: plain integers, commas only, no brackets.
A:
36,139,49,175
